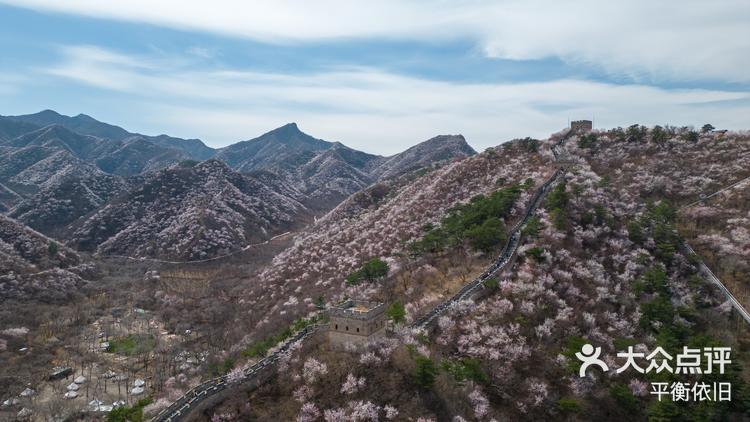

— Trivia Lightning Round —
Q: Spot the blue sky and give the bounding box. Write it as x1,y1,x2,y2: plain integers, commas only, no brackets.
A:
0,1,748,154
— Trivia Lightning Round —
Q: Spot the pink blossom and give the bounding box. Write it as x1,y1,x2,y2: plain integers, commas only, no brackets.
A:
323,408,348,422
340,373,366,395
468,388,490,418
226,365,246,384
211,413,234,422
294,385,313,403
298,402,320,422
348,400,381,421
302,358,328,384
0,327,29,337
384,405,398,420
527,379,548,406
629,379,649,397
359,352,382,366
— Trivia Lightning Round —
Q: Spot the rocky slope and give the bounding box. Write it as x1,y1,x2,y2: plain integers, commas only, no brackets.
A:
199,128,749,421
68,159,308,260
0,138,130,235
570,126,750,203
680,183,750,308
0,215,90,302
369,134,478,180
231,138,549,342
241,159,745,421
7,158,128,237
563,126,750,314
0,116,42,141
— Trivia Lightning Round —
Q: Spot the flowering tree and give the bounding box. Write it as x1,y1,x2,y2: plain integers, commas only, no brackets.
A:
340,373,366,395
302,358,328,384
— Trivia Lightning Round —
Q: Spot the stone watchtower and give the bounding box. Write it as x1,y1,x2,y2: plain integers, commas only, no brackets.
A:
570,120,593,133
328,299,386,348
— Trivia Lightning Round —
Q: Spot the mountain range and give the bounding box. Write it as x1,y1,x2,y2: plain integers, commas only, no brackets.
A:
0,110,476,259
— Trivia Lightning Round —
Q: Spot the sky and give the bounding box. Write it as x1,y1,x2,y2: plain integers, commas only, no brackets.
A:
0,1,748,155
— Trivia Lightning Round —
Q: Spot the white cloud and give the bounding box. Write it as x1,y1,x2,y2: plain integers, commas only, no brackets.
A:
3,0,750,82
39,45,750,154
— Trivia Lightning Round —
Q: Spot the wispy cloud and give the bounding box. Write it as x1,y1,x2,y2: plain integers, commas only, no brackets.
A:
36,44,750,153
0,72,29,95
3,0,749,83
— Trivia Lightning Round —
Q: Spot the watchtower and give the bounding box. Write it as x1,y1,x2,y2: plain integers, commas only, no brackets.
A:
570,120,593,133
328,299,386,348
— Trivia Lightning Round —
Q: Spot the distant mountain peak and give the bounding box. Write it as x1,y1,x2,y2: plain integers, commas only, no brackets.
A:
417,134,476,154
37,109,63,117
425,133,468,144
370,134,476,180
263,122,305,139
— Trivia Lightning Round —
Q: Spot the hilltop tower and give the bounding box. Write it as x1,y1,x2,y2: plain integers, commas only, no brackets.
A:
328,299,386,348
570,120,593,133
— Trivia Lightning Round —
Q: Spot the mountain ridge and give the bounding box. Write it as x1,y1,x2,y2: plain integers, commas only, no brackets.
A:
0,109,477,259
3,110,477,167
4,110,215,160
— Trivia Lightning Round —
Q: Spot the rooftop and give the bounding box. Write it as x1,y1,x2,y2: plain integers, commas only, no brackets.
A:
330,299,385,320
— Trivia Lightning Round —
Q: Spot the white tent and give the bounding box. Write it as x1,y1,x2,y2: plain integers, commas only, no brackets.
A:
64,391,78,399
19,388,34,397
130,386,144,396
2,398,20,407
133,378,145,387
66,383,79,391
74,375,86,384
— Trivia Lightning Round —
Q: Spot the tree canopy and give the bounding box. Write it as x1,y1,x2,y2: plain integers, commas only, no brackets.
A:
386,301,406,324
346,257,390,285
408,185,522,256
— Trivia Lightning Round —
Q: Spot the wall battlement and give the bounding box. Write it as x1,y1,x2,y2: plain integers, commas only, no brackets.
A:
571,120,593,132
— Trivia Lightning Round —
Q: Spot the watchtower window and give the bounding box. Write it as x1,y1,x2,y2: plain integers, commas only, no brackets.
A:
345,326,349,331
335,324,338,330
356,327,360,333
